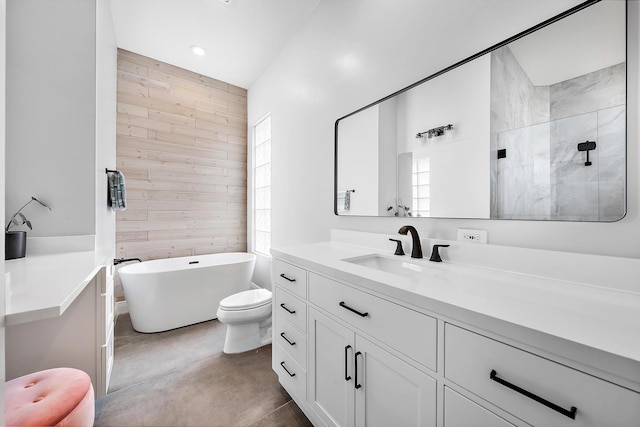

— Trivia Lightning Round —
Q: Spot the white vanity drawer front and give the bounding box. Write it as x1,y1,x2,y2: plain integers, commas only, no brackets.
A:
274,287,307,333
308,272,437,371
445,324,640,427
275,314,307,368
444,387,517,427
275,343,306,403
274,259,307,299
104,276,114,341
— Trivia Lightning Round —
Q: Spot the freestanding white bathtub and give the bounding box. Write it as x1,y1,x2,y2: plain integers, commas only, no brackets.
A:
119,252,256,333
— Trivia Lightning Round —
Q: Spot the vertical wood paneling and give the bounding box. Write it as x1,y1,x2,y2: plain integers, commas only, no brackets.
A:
115,49,247,298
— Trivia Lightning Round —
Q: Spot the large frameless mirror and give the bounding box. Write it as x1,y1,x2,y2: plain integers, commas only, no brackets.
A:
335,0,626,221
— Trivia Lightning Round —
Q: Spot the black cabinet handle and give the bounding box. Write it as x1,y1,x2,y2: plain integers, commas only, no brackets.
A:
280,332,296,346
280,361,296,377
280,273,296,282
339,301,369,318
490,370,577,420
354,351,362,389
345,345,352,381
280,303,296,314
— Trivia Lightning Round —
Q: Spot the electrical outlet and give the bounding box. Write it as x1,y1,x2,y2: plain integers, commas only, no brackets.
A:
457,228,487,244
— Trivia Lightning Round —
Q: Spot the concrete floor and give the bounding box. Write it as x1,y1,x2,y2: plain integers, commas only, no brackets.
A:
95,314,312,427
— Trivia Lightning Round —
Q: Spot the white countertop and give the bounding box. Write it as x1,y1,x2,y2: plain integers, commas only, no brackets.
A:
272,241,640,367
5,251,107,325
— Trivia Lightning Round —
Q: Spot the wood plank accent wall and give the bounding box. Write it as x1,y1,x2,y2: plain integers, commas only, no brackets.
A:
116,49,247,269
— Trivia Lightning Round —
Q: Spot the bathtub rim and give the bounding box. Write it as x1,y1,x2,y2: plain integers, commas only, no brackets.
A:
118,252,256,275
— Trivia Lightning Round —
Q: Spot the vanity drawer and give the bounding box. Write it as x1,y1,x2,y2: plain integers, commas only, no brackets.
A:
444,387,517,427
445,324,640,427
274,259,307,299
274,287,307,333
275,314,307,368
275,343,306,403
308,272,437,371
103,276,114,342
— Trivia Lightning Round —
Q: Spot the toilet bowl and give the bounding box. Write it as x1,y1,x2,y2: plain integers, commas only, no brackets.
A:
217,288,273,354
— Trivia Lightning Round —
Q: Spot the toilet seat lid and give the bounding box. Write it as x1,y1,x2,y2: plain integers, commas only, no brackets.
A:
219,288,272,310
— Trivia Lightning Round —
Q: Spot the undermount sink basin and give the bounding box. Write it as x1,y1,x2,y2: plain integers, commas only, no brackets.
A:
343,254,432,278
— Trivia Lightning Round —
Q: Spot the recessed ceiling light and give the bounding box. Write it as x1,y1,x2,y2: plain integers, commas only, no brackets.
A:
190,45,206,56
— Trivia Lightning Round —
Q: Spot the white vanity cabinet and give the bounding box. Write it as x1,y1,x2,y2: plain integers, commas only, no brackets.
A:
272,259,309,404
443,387,519,427
308,307,436,427
6,260,115,398
99,263,116,394
272,258,438,427
444,324,640,427
271,249,640,427
308,272,437,371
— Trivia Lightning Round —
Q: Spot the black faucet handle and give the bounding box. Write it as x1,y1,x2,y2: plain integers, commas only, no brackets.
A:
389,239,405,256
429,244,450,262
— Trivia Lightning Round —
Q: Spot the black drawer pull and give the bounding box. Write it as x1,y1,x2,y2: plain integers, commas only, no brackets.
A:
280,273,296,282
339,301,369,317
280,332,296,346
280,361,295,377
354,351,362,389
345,345,352,381
280,303,296,314
490,370,577,420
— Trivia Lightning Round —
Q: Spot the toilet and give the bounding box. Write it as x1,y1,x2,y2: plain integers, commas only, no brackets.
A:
217,288,273,354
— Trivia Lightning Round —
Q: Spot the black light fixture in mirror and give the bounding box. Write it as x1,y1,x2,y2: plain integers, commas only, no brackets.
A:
335,0,626,221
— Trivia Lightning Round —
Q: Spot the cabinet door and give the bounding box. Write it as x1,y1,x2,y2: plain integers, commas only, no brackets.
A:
355,336,437,427
308,308,355,427
444,387,518,427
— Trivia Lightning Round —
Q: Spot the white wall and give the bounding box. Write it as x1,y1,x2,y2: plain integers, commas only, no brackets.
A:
377,98,398,215
6,0,116,262
397,55,491,218
337,106,379,215
95,0,117,260
248,0,640,262
6,0,96,237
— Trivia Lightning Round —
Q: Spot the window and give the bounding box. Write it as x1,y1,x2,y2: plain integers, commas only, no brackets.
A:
412,157,430,217
253,115,271,256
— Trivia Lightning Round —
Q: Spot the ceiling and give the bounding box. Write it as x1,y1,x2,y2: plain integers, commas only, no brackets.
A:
110,0,322,89
508,0,625,86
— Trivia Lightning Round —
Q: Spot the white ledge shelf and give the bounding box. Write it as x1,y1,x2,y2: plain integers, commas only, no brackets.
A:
5,251,106,325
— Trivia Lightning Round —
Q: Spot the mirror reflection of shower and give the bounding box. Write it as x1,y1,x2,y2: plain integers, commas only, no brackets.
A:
334,0,626,221
490,44,625,221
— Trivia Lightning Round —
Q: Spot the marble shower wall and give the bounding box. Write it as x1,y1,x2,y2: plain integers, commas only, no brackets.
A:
490,46,550,219
491,46,626,221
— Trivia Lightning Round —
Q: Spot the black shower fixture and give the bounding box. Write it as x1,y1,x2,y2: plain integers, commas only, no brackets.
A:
577,141,596,166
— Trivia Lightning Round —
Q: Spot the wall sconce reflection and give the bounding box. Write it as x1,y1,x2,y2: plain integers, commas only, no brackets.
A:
416,124,454,140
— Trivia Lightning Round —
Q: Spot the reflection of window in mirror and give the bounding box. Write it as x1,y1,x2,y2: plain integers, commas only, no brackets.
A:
412,157,430,217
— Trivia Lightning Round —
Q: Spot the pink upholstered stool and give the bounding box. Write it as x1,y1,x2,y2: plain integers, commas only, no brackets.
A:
5,368,94,427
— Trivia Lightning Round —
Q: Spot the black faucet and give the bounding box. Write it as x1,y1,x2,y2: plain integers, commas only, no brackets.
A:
114,258,142,265
389,238,405,256
398,225,422,258
429,244,450,262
